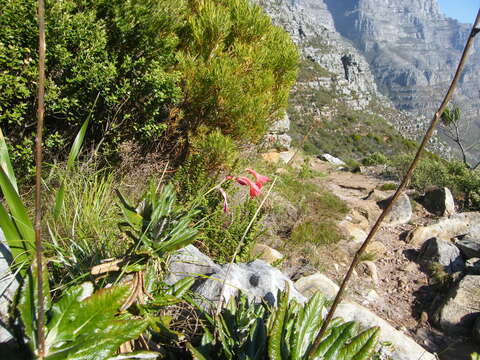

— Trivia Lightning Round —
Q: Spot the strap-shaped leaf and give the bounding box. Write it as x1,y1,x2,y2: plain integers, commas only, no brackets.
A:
0,128,17,192
340,326,380,360
310,322,352,359
291,291,325,360
0,166,34,244
323,322,358,360
268,287,289,360
54,114,92,219
246,318,267,360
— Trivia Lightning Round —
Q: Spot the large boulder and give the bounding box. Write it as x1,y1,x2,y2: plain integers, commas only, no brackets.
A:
378,193,412,226
418,237,465,274
433,275,480,335
407,212,480,246
0,230,19,344
192,260,306,307
295,273,339,300
422,187,455,216
335,302,436,360
455,226,480,259
166,245,305,308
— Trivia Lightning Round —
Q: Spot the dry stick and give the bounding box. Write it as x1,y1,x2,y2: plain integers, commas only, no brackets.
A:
308,9,480,358
214,177,278,317
35,0,46,358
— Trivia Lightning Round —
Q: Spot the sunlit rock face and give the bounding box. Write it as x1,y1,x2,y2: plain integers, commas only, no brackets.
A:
323,0,480,161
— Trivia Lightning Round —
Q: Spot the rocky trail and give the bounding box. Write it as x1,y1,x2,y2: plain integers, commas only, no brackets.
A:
279,156,479,359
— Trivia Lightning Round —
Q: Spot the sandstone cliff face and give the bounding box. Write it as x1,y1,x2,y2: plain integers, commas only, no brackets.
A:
258,0,382,111
323,0,479,160
258,0,451,156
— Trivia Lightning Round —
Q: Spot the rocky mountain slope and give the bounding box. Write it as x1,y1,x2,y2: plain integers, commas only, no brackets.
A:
324,0,480,162
258,0,451,159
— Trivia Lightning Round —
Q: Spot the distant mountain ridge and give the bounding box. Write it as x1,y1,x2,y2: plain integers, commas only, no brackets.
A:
259,0,480,161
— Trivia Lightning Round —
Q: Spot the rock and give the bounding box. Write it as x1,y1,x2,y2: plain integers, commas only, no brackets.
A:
365,241,387,257
318,153,346,166
378,193,412,226
418,237,464,274
166,245,305,308
339,221,367,244
473,316,480,343
278,150,296,164
422,187,455,216
269,113,290,134
358,261,379,285
335,302,436,360
261,151,280,164
165,245,222,285
193,260,306,307
455,235,480,259
407,212,480,246
0,230,19,344
465,258,480,275
252,244,284,264
262,133,292,150
433,275,480,335
295,273,339,300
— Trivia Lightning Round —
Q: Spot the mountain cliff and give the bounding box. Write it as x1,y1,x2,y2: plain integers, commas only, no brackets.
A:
323,0,479,162
258,0,451,158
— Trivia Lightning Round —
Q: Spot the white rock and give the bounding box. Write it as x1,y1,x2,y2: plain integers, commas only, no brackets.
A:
319,153,346,166
335,302,436,360
295,273,339,300
0,230,18,344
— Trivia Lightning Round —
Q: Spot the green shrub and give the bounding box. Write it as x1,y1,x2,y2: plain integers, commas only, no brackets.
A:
191,127,239,172
0,0,298,178
292,220,342,245
387,154,480,211
45,167,126,282
378,183,397,191
363,152,388,166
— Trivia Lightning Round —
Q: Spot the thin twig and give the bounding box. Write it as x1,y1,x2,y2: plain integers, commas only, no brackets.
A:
35,0,46,357
308,9,480,358
214,177,277,317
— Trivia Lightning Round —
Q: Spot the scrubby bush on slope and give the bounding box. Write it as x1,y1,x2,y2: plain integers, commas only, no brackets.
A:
0,0,298,177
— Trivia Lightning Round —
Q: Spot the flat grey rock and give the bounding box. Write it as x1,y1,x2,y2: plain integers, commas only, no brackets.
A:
433,275,480,335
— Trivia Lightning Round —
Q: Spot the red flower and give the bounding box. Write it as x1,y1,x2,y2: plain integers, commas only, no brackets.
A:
218,187,229,213
245,168,271,189
235,176,262,198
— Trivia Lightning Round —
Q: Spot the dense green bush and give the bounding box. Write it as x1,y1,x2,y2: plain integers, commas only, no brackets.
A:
387,154,480,210
0,0,298,177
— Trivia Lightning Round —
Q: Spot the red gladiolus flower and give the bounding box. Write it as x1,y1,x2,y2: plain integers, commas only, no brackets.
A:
235,176,262,198
245,168,271,189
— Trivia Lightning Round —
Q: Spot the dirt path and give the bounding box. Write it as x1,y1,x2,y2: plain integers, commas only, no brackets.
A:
301,158,471,358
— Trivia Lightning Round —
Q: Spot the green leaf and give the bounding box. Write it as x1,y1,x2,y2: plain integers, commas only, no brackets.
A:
291,292,325,360
0,166,34,245
18,259,51,351
53,114,91,219
108,352,159,359
0,128,17,192
340,326,380,360
323,322,358,360
268,287,289,360
188,343,210,360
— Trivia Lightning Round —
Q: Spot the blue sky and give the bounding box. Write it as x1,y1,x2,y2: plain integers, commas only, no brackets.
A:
437,0,478,23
